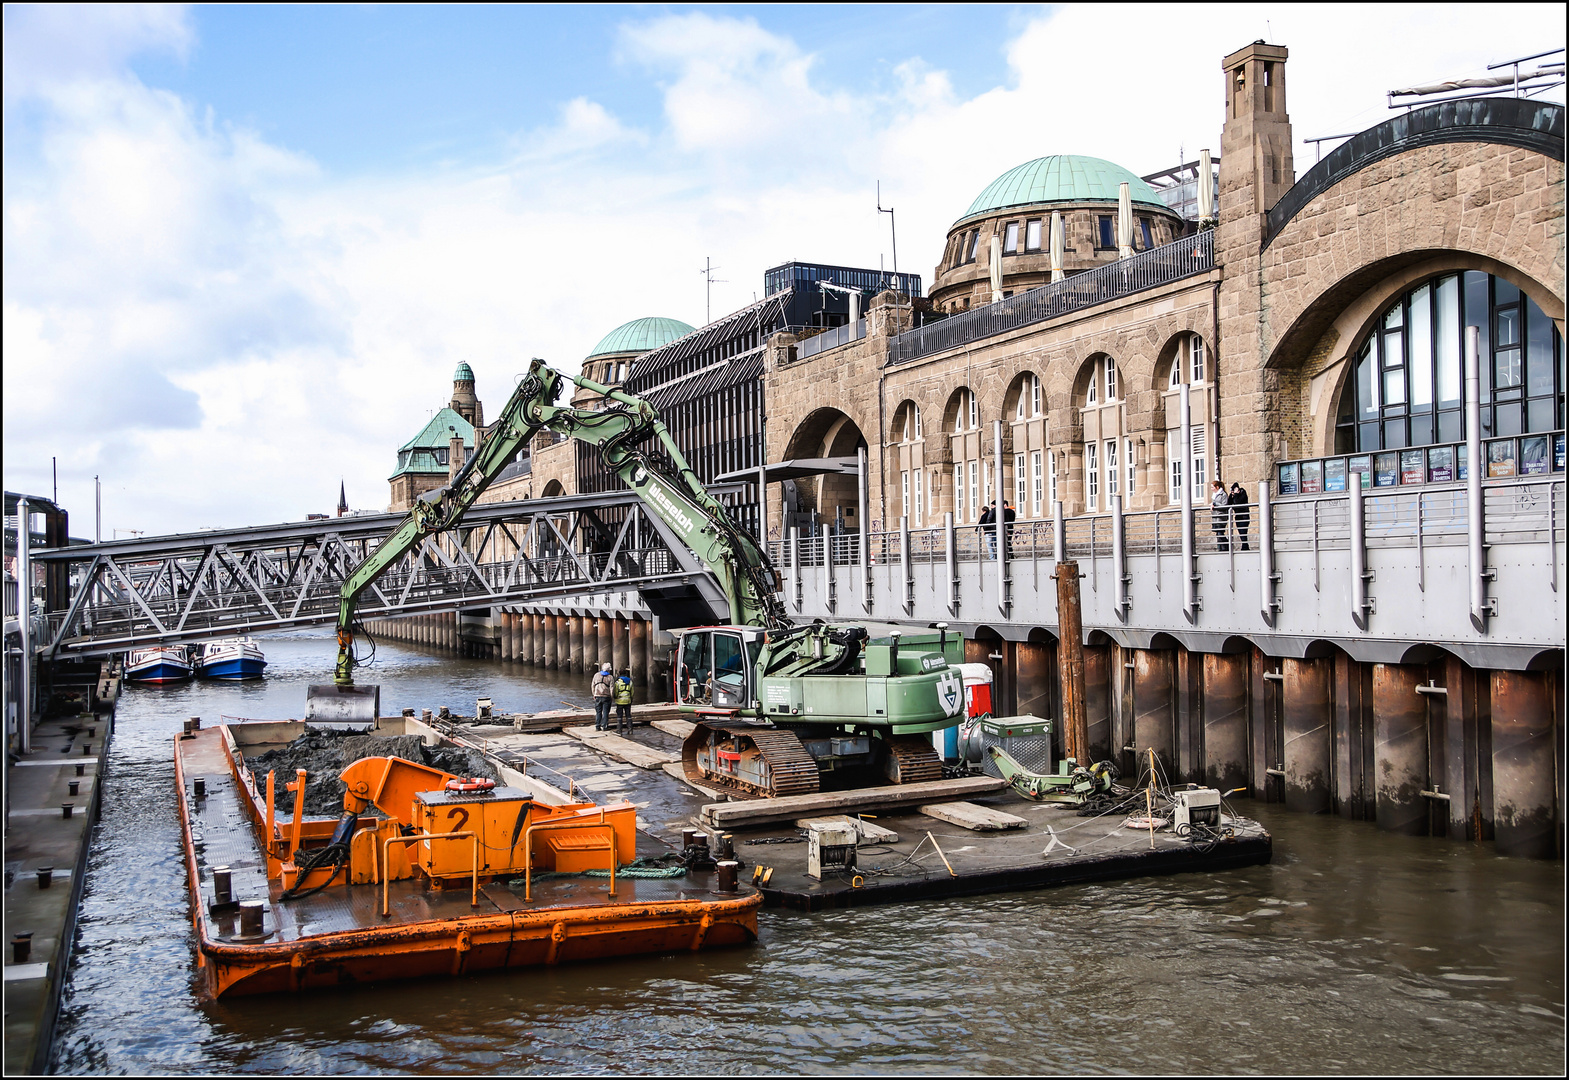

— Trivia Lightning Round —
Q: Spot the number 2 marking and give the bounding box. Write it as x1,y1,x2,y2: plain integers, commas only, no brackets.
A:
446,806,470,832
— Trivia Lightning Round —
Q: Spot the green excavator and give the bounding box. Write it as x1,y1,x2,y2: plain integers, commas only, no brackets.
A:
307,358,964,798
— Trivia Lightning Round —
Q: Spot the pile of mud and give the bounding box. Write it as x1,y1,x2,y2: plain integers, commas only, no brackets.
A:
245,729,499,817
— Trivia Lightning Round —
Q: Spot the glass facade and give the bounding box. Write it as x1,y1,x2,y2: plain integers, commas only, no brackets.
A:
1336,272,1563,453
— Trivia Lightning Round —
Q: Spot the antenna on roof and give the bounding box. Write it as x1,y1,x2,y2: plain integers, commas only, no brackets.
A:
877,182,898,292
698,257,728,325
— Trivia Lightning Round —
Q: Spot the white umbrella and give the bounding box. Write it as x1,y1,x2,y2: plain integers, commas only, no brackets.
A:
1117,181,1133,260
1049,211,1065,284
1198,148,1214,224
989,233,1003,303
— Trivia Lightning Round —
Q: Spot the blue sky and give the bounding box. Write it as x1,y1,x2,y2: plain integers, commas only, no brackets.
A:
123,6,1032,175
3,4,1563,536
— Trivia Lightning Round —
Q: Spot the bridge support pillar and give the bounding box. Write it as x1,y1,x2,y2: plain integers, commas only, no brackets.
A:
504,612,516,661
1084,643,1110,767
520,614,534,666
629,618,648,687
1016,641,1052,731
1132,649,1175,781
612,618,629,677
1175,647,1203,783
1203,653,1249,795
1374,663,1428,835
543,615,558,670
1333,653,1374,820
1491,669,1558,859
568,616,584,675
597,617,614,673
1283,657,1333,815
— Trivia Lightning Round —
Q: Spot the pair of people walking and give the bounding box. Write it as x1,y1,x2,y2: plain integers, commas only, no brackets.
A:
1210,480,1251,551
591,664,635,733
979,500,1016,558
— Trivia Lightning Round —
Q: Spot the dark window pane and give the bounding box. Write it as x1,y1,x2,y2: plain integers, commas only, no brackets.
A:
1527,397,1556,433
1408,413,1433,447
1495,346,1522,389
1140,218,1153,249
1360,421,1381,450
1496,306,1520,347
1494,277,1520,305
1493,401,1522,437
1383,421,1407,449
1464,271,1491,400
1098,216,1114,248
1526,302,1557,397
1437,410,1464,443
1335,424,1355,454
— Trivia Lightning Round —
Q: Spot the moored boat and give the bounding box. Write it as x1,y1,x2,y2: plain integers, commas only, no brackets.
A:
126,645,192,683
196,637,267,680
177,720,761,997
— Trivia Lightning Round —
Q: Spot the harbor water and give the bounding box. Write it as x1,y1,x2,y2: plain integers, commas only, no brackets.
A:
51,631,1564,1074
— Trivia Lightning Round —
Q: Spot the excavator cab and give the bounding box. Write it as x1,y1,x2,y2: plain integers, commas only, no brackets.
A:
676,628,759,711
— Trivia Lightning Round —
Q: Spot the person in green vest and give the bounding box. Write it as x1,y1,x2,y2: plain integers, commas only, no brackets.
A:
613,667,634,734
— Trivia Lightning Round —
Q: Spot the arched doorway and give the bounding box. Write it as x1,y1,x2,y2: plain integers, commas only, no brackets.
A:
784,408,868,534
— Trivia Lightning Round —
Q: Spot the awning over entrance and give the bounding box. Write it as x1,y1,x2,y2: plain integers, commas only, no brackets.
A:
713,457,861,484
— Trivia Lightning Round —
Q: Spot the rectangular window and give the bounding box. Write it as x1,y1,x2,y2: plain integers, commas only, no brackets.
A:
1140,218,1153,250
1126,437,1136,497
1025,218,1043,252
1105,439,1119,499
1003,222,1020,254
1086,443,1099,511
1048,450,1058,506
968,460,979,519
1087,378,1098,405
1015,452,1027,511
968,393,978,430
967,230,981,263
1098,216,1114,248
914,468,924,523
914,406,923,438
902,471,910,519
1409,284,1433,408
1031,375,1043,416
954,465,964,522
1031,450,1044,514
1168,431,1184,504
1191,336,1206,383
1105,358,1118,401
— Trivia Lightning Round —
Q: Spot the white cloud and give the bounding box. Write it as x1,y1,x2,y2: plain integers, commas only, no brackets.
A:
3,4,1562,535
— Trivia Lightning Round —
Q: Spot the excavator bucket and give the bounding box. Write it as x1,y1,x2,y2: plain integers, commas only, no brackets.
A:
304,684,380,729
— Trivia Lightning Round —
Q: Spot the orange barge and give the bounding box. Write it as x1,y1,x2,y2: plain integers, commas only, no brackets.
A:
175,722,761,997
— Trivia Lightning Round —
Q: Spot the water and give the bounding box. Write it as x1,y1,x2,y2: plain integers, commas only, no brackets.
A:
52,631,1565,1074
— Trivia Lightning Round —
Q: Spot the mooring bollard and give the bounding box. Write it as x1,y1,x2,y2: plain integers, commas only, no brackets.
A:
182,720,193,736
61,803,74,820
12,933,33,963
194,777,206,797
717,861,739,892
718,833,735,861
212,866,233,906
682,829,699,850
75,763,86,777
68,780,80,797
81,744,91,755
37,867,54,889
190,717,201,731
238,900,264,935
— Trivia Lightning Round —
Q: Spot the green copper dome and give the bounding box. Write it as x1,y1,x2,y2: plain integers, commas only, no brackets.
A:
958,155,1165,223
453,361,475,382
587,317,696,359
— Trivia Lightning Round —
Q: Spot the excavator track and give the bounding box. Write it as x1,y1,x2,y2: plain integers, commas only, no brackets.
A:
681,722,821,801
882,735,944,785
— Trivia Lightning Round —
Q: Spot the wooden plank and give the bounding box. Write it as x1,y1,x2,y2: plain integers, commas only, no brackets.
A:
562,726,675,771
795,815,900,845
661,761,726,800
652,719,696,740
700,776,1009,829
918,801,1028,831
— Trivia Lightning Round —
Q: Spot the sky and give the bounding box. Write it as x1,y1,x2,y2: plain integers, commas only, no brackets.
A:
4,3,1563,538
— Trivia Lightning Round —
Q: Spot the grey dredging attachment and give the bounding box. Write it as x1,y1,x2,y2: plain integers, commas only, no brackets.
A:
303,684,380,728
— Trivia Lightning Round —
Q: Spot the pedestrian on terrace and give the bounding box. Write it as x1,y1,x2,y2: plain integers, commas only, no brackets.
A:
613,668,634,734
591,663,613,731
1211,480,1231,552
1228,482,1251,551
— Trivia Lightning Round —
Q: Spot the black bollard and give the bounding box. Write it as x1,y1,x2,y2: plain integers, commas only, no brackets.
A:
238,900,264,936
212,866,233,906
68,780,80,797
718,833,735,861
37,867,54,889
75,763,85,777
194,777,206,797
717,860,739,892
61,803,74,820
12,933,33,963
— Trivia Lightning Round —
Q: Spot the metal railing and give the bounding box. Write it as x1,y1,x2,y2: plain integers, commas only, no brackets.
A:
888,230,1214,365
795,318,866,362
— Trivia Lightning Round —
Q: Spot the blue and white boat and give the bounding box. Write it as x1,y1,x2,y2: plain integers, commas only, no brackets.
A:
195,637,267,680
126,646,193,683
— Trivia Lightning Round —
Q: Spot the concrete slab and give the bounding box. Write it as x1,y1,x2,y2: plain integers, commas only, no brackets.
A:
918,801,1029,831
563,727,676,770
5,709,111,1075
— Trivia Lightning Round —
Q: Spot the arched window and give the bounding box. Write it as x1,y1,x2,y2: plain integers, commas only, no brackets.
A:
1014,372,1043,420
1336,272,1563,452
1169,334,1207,387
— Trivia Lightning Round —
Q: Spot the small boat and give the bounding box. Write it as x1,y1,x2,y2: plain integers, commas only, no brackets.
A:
196,637,267,680
126,645,192,683
177,721,761,997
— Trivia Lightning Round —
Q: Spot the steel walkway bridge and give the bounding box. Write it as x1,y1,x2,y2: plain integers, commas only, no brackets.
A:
31,488,738,659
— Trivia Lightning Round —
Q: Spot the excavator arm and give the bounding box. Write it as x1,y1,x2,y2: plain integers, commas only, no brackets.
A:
324,359,786,695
